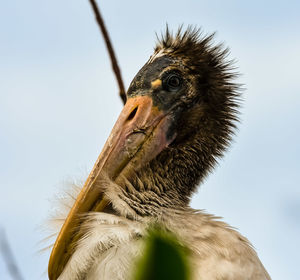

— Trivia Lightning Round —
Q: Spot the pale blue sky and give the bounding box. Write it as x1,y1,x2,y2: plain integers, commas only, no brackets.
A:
0,1,299,279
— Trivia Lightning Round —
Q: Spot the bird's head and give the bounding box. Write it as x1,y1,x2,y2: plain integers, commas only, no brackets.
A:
48,26,240,279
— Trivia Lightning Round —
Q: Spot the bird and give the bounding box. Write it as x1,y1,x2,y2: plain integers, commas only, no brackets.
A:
48,26,271,280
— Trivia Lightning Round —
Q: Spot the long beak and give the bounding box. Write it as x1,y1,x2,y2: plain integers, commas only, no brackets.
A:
48,95,175,279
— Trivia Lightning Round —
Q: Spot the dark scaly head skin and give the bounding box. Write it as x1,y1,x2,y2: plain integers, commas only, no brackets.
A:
120,26,241,214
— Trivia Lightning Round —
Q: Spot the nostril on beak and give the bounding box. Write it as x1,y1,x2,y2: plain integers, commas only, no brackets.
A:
127,107,138,121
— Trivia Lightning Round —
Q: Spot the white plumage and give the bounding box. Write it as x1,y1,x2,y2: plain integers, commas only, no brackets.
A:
55,178,270,280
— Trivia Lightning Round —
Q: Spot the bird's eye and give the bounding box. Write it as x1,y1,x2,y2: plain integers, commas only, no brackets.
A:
164,74,182,92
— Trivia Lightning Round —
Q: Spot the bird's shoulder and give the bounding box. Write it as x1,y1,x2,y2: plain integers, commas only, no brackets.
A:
161,208,271,280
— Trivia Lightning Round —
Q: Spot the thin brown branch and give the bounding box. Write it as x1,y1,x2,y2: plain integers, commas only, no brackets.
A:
0,227,24,280
88,0,126,104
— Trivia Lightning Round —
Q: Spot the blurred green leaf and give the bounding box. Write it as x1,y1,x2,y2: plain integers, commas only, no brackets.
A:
132,227,190,280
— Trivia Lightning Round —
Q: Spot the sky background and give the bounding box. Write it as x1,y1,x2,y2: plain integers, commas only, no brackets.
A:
0,0,299,279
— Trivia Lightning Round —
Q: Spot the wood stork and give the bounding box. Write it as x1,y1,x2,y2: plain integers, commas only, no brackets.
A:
48,27,271,280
